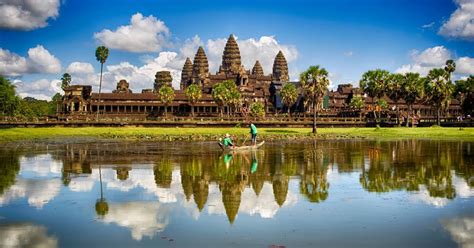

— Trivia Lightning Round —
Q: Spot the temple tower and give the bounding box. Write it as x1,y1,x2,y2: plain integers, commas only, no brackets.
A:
180,57,193,90
154,71,173,92
272,51,289,82
192,46,209,86
219,34,242,75
251,60,264,76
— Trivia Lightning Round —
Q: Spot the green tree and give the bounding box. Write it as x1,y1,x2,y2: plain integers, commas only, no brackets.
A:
424,68,454,126
159,85,175,118
49,93,62,115
61,73,71,90
300,66,330,134
400,73,424,127
0,76,20,116
454,75,473,116
95,46,110,121
212,80,240,116
212,82,226,116
359,69,390,126
185,84,202,117
249,102,265,118
280,83,298,116
387,73,404,126
349,96,365,118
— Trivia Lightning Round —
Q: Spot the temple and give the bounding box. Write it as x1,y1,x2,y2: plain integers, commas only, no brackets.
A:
58,34,461,121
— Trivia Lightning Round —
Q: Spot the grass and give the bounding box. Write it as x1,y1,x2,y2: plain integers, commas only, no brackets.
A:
0,126,473,143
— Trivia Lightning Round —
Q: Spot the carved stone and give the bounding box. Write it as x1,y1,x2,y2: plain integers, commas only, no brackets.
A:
272,51,289,82
181,57,193,90
113,79,132,94
219,34,242,75
192,46,209,86
154,71,173,92
252,60,264,76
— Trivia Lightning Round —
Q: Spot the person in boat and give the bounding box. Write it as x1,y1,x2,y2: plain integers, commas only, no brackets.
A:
249,122,258,146
222,133,236,148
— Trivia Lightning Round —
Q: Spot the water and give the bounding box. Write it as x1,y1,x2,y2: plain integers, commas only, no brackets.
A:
0,140,472,247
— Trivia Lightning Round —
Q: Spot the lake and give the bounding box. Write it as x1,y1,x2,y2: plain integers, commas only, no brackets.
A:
0,140,473,247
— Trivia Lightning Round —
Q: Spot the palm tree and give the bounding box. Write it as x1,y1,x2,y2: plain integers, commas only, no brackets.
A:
61,73,71,90
400,73,424,127
454,75,473,116
212,82,226,117
280,82,298,116
0,76,20,116
349,96,365,119
387,73,404,126
95,46,110,121
95,165,108,217
359,69,390,126
424,68,454,126
158,85,175,118
185,84,202,117
300,66,330,134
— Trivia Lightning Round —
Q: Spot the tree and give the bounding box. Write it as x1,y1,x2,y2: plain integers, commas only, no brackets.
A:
158,85,175,118
424,68,454,126
61,73,71,90
95,46,110,121
400,73,424,127
0,76,20,116
185,84,202,117
349,96,365,118
280,83,298,116
359,69,390,126
387,73,404,126
49,93,62,115
300,66,330,134
212,82,227,116
454,75,473,116
212,80,240,116
249,102,265,118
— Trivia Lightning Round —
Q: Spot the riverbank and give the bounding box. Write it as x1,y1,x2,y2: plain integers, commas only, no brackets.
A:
0,126,473,143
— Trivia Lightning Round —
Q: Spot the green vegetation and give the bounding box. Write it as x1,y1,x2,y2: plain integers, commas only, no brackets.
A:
0,127,472,143
184,83,202,117
212,80,241,116
300,65,330,134
158,85,175,117
95,45,110,121
454,75,473,116
280,83,298,115
61,73,71,90
249,102,265,117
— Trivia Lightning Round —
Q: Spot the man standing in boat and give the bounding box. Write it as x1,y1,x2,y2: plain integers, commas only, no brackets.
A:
250,122,258,146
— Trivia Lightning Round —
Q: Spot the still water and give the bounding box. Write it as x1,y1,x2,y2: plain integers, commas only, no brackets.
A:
0,140,473,247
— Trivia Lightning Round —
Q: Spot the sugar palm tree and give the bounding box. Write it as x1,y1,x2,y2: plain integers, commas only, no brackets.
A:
158,85,175,118
61,73,71,90
280,82,298,116
424,68,454,126
400,73,424,127
300,66,330,134
359,69,390,126
387,73,404,126
185,84,202,117
95,46,109,121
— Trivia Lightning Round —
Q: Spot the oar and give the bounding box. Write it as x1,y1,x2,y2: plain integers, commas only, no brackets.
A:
241,136,248,146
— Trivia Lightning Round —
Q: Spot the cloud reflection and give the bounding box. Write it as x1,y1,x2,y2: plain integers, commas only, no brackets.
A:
0,223,58,248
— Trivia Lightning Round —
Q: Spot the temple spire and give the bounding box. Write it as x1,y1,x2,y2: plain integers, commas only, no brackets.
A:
252,60,264,76
220,34,242,75
272,50,289,82
192,46,209,85
181,57,193,90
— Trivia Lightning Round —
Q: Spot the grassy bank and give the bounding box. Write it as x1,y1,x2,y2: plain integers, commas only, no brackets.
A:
0,127,473,143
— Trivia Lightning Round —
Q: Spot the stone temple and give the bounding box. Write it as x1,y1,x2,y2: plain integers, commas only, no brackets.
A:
60,34,289,117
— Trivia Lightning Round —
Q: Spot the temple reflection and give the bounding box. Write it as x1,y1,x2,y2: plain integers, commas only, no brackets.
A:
0,140,472,225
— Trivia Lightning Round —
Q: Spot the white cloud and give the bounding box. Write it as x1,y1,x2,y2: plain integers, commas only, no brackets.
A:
0,45,61,76
0,223,58,248
442,216,474,248
66,62,95,75
422,22,435,29
395,46,474,77
0,178,61,208
14,78,62,100
344,51,354,57
0,0,60,31
439,0,474,40
94,13,170,53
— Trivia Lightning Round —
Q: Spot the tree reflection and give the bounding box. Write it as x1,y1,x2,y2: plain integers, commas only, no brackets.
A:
299,142,329,203
0,148,21,195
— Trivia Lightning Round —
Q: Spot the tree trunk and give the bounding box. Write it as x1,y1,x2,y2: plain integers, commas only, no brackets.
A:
396,102,400,126
407,104,411,128
312,96,317,134
191,104,194,117
96,63,104,121
437,106,441,126
164,105,168,119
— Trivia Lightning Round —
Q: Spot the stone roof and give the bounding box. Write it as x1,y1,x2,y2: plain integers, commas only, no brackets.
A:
181,57,193,88
154,71,173,91
220,34,242,75
272,51,289,82
251,60,264,76
192,46,209,79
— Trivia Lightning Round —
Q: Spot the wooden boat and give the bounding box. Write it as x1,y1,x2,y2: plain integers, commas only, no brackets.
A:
218,141,265,151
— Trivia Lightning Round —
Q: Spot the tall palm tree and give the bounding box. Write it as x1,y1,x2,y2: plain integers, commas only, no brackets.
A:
280,82,298,116
400,73,424,127
359,69,390,126
300,66,330,134
387,73,404,126
185,83,202,117
95,46,109,121
61,73,72,90
425,68,454,126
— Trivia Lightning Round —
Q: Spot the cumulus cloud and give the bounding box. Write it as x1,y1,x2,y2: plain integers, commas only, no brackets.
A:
439,0,474,40
0,223,58,248
0,0,60,31
14,78,62,100
66,62,95,75
0,178,61,208
395,46,474,77
0,45,61,76
94,13,170,53
442,216,474,248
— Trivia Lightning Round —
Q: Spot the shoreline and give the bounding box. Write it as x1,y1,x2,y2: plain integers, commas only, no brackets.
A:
0,127,473,143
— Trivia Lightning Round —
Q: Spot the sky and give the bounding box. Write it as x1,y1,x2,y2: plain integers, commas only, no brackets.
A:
0,0,473,100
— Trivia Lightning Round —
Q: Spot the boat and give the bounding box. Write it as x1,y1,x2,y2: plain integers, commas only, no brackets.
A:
218,141,265,151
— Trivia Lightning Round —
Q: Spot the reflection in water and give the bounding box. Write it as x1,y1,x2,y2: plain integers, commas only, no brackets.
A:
0,140,472,243
0,223,58,247
442,216,474,248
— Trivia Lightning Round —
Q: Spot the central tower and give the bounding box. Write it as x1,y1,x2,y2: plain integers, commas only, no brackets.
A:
219,34,242,75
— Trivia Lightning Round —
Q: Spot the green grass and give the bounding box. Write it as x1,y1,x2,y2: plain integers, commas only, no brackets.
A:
0,126,473,143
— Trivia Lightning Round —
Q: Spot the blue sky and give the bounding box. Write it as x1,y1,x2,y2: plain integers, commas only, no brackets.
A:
0,0,473,100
